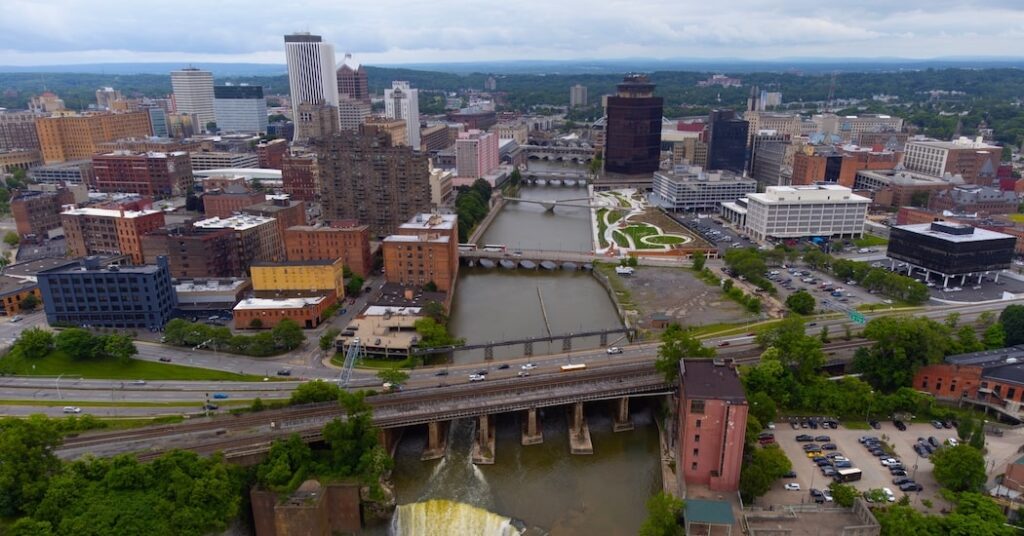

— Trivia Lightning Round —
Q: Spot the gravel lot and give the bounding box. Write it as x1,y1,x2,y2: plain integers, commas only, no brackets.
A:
613,266,753,329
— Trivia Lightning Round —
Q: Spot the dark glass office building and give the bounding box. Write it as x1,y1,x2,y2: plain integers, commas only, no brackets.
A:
37,256,177,330
707,110,749,174
604,74,663,175
887,222,1016,276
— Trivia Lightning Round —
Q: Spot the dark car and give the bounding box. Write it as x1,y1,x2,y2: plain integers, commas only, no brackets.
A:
814,435,831,442
821,467,837,477
893,476,912,486
276,369,292,376
890,468,908,477
814,458,831,467
783,471,797,478
928,436,940,448
497,364,510,370
808,420,819,429
822,443,838,451
834,460,853,468
475,370,488,376
159,357,172,362
202,403,219,410
899,482,924,492
796,434,814,442
893,420,907,431
869,420,881,429
931,420,944,429
942,421,953,429
434,370,449,376
803,443,821,451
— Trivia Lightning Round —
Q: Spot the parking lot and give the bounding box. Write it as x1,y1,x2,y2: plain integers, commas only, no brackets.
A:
668,213,755,252
761,421,951,509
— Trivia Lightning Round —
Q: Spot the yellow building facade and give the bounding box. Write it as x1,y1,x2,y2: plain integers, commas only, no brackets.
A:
249,259,345,298
36,111,152,163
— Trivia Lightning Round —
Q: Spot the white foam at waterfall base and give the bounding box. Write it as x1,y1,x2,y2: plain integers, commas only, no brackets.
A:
391,499,521,536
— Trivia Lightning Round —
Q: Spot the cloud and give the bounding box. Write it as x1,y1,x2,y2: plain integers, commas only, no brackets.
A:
0,0,1022,65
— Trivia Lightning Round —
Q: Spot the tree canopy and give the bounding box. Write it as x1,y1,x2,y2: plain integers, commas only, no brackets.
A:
655,324,715,382
853,316,951,391
784,290,815,315
289,380,342,406
931,445,988,493
739,444,792,503
1000,305,1024,346
638,492,683,536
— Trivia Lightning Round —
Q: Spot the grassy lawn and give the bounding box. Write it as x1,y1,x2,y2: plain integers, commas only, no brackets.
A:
620,224,662,249
646,235,685,245
843,421,872,430
594,262,635,308
596,208,609,249
331,353,414,370
612,230,630,248
607,210,624,225
0,398,252,408
0,351,264,381
853,235,889,247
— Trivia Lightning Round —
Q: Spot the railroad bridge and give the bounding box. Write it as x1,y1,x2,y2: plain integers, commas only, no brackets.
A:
58,362,673,465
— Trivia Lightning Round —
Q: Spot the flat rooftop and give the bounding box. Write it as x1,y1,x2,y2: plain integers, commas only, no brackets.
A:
384,234,450,244
681,360,746,401
175,278,250,293
61,207,162,219
233,296,326,310
193,214,275,231
399,213,457,231
251,259,340,267
750,184,871,204
894,223,1015,243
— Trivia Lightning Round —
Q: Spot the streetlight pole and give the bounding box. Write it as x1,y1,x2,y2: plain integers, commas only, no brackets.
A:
55,373,64,400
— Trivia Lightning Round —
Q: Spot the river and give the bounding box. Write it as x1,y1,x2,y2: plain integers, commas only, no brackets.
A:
479,183,594,252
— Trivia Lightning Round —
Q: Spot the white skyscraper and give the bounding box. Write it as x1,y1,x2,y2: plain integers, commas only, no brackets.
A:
284,33,338,128
170,67,215,128
384,81,421,149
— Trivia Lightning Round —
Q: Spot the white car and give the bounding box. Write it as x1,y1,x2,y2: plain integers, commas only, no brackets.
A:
468,374,486,382
517,371,530,377
62,406,81,414
881,458,900,467
822,491,834,502
784,483,801,491
882,487,896,502
132,380,147,385
521,363,537,370
606,347,623,354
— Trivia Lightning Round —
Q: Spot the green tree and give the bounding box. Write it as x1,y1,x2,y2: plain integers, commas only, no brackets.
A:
0,416,62,517
54,328,103,360
270,319,304,350
289,380,341,405
983,323,1006,349
414,317,465,348
954,325,984,354
638,491,683,536
422,300,448,324
853,316,951,391
319,328,341,351
12,327,54,359
747,391,777,426
19,293,39,312
4,231,20,246
828,482,858,507
819,325,830,344
256,434,313,493
946,312,962,328
377,368,410,388
691,252,706,272
977,311,997,328
7,518,53,536
345,275,365,296
250,397,265,412
932,445,987,492
321,392,393,490
423,280,438,292
103,334,137,364
1001,305,1024,346
205,121,217,132
655,323,715,382
740,444,792,503
757,316,824,382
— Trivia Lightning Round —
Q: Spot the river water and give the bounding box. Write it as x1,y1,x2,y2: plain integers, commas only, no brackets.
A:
379,182,661,535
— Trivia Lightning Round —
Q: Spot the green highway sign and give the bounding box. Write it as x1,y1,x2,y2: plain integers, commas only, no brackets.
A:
848,311,866,325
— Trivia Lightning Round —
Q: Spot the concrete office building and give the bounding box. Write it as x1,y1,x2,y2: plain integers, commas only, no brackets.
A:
430,167,454,208
36,111,152,164
812,114,904,143
750,139,789,187
193,214,285,271
189,151,259,171
653,166,756,212
62,206,166,264
903,137,1002,186
97,137,200,154
284,33,338,143
171,68,215,128
142,224,242,279
143,105,169,137
706,110,749,175
744,111,801,147
338,98,371,131
284,223,373,278
315,130,432,238
29,92,65,113
37,256,177,330
929,184,1019,216
384,81,421,149
91,151,194,197
29,160,94,185
0,149,41,173
678,360,748,492
455,129,499,179
570,84,588,107
95,87,123,110
294,103,340,143
853,169,960,209
336,53,369,103
363,116,408,147
887,222,1015,285
382,213,459,293
604,75,663,175
0,110,41,150
214,85,268,133
721,184,870,242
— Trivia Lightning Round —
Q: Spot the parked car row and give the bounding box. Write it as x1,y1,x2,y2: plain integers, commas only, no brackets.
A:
789,416,840,430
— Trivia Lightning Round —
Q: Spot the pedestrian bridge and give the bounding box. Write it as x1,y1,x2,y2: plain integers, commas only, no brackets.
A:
504,196,629,211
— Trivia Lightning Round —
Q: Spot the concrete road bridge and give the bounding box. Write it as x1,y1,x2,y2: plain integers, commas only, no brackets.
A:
522,144,595,163
408,327,636,358
503,196,629,211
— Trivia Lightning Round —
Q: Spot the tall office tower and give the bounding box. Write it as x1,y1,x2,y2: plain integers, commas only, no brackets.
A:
338,98,371,131
214,85,268,133
170,68,215,128
604,74,663,175
284,33,338,142
314,130,432,238
384,81,421,150
336,53,369,103
706,110,749,175
570,84,588,107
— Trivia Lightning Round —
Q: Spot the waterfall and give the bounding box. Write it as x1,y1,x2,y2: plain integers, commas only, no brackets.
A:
390,499,522,536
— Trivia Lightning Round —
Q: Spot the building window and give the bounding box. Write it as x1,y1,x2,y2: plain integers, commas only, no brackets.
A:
695,419,702,429
690,400,705,414
691,462,698,471
692,449,699,457
1008,388,1017,400
921,377,928,389
694,434,700,443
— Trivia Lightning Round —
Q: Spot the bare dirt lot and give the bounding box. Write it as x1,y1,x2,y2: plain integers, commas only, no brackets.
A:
613,266,754,330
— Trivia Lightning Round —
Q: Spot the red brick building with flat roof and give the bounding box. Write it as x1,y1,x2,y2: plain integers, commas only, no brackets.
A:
284,223,372,277
91,151,194,197
257,138,287,170
282,153,318,202
241,195,306,241
203,186,266,218
914,345,1024,422
678,359,748,492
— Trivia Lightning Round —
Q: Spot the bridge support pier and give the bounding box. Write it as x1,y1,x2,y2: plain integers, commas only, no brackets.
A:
421,421,448,461
612,397,634,432
599,332,608,347
521,407,544,445
484,346,494,361
472,414,496,465
568,402,594,455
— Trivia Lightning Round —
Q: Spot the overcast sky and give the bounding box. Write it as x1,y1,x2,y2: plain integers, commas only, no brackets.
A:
2,0,1023,66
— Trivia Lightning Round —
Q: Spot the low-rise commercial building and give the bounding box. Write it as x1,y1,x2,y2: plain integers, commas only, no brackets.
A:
928,185,1018,217
383,213,459,293
202,185,266,218
284,223,373,278
250,258,345,299
335,305,422,359
62,206,166,264
241,195,307,239
11,188,75,240
721,184,870,242
853,169,960,208
29,159,95,185
141,224,242,278
914,345,1024,422
652,166,756,212
233,296,330,329
678,359,747,492
37,256,177,330
0,149,42,172
189,151,259,171
887,222,1015,284
0,275,42,316
174,278,251,312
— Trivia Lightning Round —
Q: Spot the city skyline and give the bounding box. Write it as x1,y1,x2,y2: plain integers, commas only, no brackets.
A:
2,1,1023,66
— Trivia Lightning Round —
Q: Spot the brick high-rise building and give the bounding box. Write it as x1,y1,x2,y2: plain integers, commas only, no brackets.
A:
257,138,287,170
678,360,748,492
11,188,75,240
91,151,194,197
193,214,285,272
202,184,266,218
141,224,241,278
315,129,432,238
455,129,499,179
62,206,166,264
284,223,372,278
336,53,369,103
363,116,407,146
281,153,319,202
36,111,152,163
0,110,41,150
241,194,307,240
383,213,459,293
604,74,663,175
